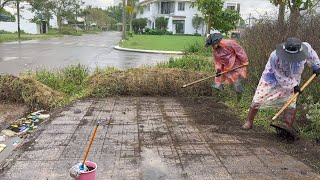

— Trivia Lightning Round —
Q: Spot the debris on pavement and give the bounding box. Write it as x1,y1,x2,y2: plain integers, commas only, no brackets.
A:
0,144,6,153
0,130,16,137
0,135,5,142
12,140,20,146
7,110,50,135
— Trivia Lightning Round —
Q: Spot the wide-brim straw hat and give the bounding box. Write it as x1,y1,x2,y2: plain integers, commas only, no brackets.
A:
276,37,308,62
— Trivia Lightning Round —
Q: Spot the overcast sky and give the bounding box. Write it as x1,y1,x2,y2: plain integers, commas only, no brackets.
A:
83,0,114,8
233,0,278,20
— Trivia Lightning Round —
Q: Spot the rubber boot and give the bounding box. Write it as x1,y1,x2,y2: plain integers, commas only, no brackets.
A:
281,108,298,141
242,107,259,130
283,108,297,129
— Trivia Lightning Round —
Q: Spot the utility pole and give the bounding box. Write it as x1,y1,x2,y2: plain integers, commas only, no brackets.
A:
17,0,21,40
248,13,252,27
122,0,126,39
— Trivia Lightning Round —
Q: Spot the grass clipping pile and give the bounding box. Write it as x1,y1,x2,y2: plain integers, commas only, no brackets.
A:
0,75,65,109
0,68,214,108
87,68,213,97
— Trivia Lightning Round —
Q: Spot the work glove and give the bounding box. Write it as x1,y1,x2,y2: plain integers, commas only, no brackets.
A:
293,85,302,94
313,68,320,76
216,69,222,77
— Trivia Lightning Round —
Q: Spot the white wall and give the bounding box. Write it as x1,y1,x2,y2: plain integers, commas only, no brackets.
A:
136,0,205,35
0,22,38,34
173,1,204,35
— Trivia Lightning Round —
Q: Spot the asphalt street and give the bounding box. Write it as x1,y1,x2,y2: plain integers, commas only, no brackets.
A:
0,32,177,75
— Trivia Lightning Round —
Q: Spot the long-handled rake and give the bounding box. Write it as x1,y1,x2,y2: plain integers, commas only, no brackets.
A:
181,64,248,88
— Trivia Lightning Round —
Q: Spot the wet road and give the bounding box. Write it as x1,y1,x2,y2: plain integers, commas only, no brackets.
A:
0,32,177,75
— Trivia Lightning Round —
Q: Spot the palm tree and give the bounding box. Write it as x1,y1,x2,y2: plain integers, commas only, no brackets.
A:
126,0,143,32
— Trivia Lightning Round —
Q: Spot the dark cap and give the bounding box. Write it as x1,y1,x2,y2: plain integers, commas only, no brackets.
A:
205,33,223,48
276,37,308,62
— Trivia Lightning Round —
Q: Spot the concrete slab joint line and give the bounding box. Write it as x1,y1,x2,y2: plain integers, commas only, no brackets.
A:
113,45,184,55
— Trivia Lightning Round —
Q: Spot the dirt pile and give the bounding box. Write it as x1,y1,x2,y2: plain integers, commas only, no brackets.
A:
87,68,213,97
0,75,65,109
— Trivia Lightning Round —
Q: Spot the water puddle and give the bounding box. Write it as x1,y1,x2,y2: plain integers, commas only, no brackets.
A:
141,148,182,179
0,57,28,62
0,136,22,163
2,40,40,45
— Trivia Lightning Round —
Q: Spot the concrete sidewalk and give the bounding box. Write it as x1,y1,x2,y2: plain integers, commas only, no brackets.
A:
0,97,319,179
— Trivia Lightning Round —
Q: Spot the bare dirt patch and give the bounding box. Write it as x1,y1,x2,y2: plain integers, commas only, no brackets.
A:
0,101,28,131
177,96,320,173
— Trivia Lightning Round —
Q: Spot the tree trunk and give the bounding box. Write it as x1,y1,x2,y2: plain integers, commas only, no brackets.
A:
207,15,211,35
57,15,62,32
122,0,126,39
129,13,133,32
17,0,21,40
278,4,285,27
46,17,50,28
289,7,300,36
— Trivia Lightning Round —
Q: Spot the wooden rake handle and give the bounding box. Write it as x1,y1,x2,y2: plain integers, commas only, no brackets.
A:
272,74,317,120
181,63,248,88
82,122,100,166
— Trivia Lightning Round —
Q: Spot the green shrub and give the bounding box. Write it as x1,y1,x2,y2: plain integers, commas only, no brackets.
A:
0,30,12,34
157,55,214,73
302,96,320,139
145,29,170,35
59,26,82,36
35,64,89,96
183,40,212,56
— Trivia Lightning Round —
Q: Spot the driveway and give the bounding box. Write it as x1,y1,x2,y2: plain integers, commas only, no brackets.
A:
0,97,319,179
0,32,177,75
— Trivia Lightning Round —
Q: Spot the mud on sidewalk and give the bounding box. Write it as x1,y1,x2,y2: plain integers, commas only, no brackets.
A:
0,102,28,132
0,97,319,179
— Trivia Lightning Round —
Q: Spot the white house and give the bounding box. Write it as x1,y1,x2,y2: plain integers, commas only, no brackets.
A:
136,0,240,35
0,2,58,34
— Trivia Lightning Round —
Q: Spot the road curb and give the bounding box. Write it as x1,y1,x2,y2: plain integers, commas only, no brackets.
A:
113,45,184,55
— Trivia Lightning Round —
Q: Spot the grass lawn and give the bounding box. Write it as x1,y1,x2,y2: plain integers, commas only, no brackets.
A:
120,35,205,51
0,34,62,43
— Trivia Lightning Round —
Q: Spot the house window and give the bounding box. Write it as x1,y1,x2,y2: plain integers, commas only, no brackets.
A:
161,2,174,14
178,2,185,11
226,3,240,13
226,5,235,10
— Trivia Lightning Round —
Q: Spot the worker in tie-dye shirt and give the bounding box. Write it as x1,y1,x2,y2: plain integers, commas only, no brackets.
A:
205,33,249,102
242,37,320,130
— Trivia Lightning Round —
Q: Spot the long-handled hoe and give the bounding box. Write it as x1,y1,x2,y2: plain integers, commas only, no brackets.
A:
270,74,317,142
